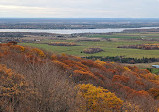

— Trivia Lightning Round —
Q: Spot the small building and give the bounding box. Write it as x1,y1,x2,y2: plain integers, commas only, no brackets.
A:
152,65,159,68
35,39,41,42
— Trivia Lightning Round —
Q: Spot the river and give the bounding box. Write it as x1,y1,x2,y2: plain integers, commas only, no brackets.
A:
0,27,158,34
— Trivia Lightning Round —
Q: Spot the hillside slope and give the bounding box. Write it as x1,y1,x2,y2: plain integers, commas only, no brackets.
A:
0,43,159,111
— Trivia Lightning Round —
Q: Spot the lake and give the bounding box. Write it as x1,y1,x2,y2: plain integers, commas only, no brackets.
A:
0,27,158,34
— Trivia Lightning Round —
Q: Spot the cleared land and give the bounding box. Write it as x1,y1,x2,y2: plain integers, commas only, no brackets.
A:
87,32,159,39
19,39,159,58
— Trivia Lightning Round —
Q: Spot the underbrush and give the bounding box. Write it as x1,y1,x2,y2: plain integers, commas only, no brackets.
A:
0,43,159,111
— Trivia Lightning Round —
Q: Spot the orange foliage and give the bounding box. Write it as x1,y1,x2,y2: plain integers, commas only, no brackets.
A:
0,64,27,97
1,43,159,111
53,60,71,69
31,48,45,57
51,54,57,60
135,80,145,86
73,70,98,81
121,86,136,96
138,90,149,96
94,72,107,80
95,59,106,65
10,45,25,52
112,75,129,83
148,88,159,99
76,84,123,111
24,54,42,64
49,42,77,46
0,64,36,112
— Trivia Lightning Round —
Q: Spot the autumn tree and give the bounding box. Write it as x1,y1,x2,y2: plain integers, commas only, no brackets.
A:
76,84,123,112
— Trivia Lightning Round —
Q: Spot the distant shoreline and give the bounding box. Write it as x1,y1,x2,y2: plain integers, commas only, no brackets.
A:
0,27,158,34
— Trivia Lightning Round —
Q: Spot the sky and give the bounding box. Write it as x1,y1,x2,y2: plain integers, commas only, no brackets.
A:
0,0,158,18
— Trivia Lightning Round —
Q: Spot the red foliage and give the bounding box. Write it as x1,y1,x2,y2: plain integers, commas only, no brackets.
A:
1,43,159,111
53,60,71,70
135,80,145,86
81,59,95,67
112,75,129,83
121,86,136,96
8,41,17,45
135,90,149,97
148,88,159,99
73,70,98,81
94,72,107,81
24,54,42,64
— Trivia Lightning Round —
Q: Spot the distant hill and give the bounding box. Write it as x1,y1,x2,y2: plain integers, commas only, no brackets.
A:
1,18,159,29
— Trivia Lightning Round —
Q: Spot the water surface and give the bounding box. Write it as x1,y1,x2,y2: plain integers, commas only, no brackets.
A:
0,27,158,34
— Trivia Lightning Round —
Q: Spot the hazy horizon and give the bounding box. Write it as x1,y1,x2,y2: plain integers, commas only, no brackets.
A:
0,0,159,18
2,17,159,20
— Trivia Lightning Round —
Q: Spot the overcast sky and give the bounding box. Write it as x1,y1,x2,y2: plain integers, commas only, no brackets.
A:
0,0,158,18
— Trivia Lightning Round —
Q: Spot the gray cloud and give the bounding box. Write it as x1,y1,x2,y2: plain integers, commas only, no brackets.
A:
0,0,158,18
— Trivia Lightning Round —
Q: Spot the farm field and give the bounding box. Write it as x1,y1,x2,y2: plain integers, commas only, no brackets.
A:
87,32,159,39
123,62,159,68
19,38,159,58
2,18,159,111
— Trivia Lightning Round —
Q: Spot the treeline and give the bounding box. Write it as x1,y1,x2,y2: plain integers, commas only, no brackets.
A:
83,56,159,64
48,42,77,46
0,32,56,37
82,48,104,54
1,22,159,29
118,44,159,50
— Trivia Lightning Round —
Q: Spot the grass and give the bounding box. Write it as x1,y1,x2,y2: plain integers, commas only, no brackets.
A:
150,68,159,74
87,35,140,39
19,39,159,58
87,32,159,39
123,62,159,69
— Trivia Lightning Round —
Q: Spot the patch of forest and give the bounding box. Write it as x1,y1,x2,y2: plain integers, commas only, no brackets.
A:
82,48,104,54
1,42,159,111
48,42,77,46
118,43,159,50
83,56,159,64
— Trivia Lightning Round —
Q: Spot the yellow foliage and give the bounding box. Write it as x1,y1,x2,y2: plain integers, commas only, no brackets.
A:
61,53,67,57
31,48,45,57
76,84,123,112
0,64,38,112
95,59,106,66
10,45,25,52
53,60,71,69
124,66,131,71
122,101,142,112
0,64,27,97
110,62,115,64
50,42,76,46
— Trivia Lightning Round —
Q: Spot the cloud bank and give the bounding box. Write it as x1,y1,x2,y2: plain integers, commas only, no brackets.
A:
0,0,158,18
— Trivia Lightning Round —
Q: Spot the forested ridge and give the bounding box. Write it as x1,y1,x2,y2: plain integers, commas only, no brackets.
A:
0,43,159,112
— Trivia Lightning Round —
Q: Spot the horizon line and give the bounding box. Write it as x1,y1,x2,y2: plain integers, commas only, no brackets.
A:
1,18,159,19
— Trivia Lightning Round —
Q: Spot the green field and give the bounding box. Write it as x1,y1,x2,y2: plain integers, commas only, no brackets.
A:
147,68,159,74
87,32,159,39
87,35,140,39
19,39,159,58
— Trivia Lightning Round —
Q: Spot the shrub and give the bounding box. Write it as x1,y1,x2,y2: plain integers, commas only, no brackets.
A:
83,48,104,54
48,42,77,46
76,84,123,112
